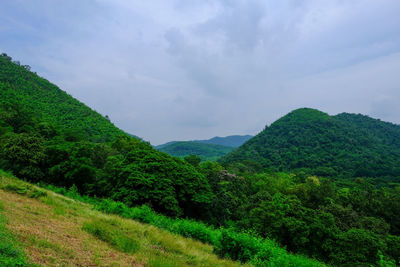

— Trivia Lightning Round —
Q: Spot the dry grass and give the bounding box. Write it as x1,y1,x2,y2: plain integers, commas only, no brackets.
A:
0,175,244,267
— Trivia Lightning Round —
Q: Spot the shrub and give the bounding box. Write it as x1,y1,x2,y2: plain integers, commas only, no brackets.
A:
2,184,28,195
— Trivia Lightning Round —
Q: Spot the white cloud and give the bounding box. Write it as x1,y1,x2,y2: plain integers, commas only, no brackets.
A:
1,0,400,144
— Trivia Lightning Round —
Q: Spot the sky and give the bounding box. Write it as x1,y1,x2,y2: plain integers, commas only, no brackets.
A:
1,0,400,145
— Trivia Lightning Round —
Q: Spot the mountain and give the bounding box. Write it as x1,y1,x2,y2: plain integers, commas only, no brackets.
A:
0,54,124,142
0,53,213,217
158,141,234,161
196,135,253,147
220,108,400,178
156,135,252,161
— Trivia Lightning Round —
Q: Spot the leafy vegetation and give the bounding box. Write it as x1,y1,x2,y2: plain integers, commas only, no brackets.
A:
157,141,234,161
0,173,243,267
0,53,124,142
0,53,213,218
220,108,400,180
2,53,400,266
38,181,325,266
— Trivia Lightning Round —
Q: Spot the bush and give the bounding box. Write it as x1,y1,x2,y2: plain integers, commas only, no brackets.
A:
214,229,323,266
44,184,325,266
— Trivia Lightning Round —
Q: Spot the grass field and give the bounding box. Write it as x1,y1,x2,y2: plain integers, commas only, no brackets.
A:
0,172,244,267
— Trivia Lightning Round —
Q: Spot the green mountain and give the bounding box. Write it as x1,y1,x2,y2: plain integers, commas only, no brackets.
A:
0,53,213,217
157,141,234,161
0,54,124,142
156,135,252,161
196,135,253,147
220,108,400,178
0,54,329,267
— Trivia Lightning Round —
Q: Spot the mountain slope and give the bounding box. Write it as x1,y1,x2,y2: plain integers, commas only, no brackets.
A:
0,53,213,218
0,172,242,267
156,135,252,161
220,108,400,178
157,135,253,149
196,135,253,147
158,141,234,161
0,53,124,142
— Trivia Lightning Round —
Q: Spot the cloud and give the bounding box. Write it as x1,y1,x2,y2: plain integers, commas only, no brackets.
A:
1,0,400,144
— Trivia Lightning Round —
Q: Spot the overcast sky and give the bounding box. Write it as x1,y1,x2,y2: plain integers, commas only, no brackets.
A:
1,0,400,145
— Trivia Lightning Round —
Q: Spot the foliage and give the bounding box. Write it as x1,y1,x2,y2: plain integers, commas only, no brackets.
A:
0,54,124,142
42,184,325,266
220,108,400,179
0,54,214,218
2,54,400,266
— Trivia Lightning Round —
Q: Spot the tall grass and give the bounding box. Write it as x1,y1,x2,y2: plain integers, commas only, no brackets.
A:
37,183,324,266
83,218,140,254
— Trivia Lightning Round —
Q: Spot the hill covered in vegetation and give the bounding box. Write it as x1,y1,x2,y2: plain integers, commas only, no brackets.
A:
156,135,252,161
0,53,125,142
157,141,234,161
1,53,399,266
0,53,213,218
220,108,400,179
0,172,245,267
196,135,253,147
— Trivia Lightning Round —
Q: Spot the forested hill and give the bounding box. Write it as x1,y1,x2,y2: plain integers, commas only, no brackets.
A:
157,141,234,161
156,135,252,161
196,135,253,147
0,53,124,142
0,53,213,218
157,135,253,149
220,108,400,179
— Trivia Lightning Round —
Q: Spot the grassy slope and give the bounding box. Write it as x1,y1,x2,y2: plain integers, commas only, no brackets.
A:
0,173,243,267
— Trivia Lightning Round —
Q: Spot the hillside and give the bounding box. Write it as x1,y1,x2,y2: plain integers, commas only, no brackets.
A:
158,141,234,161
157,135,252,149
196,135,253,147
220,108,400,178
0,171,326,267
156,135,252,161
0,53,214,218
0,53,124,142
0,172,243,267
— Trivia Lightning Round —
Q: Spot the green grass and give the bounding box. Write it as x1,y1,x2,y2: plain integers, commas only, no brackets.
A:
0,171,324,266
0,200,32,267
83,218,140,254
44,186,325,266
0,173,243,266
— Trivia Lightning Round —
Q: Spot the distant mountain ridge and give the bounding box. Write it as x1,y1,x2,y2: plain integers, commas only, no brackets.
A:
156,135,253,161
220,108,400,178
156,135,253,149
157,142,234,161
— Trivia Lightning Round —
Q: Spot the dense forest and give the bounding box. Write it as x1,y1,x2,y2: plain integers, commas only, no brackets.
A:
1,54,400,266
0,53,213,217
220,108,400,181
